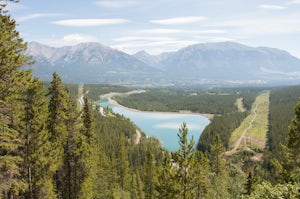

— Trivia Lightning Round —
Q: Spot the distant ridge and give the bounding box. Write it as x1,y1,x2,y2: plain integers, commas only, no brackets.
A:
26,42,163,85
26,41,300,86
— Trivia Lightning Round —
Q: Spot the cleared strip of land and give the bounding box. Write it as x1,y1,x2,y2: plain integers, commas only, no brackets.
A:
226,91,270,155
236,97,246,112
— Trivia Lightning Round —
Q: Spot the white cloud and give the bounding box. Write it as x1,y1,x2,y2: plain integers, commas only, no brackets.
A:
94,0,139,8
286,0,300,5
259,4,287,10
48,34,98,46
5,2,27,12
113,36,175,42
191,30,226,34
214,14,300,35
52,18,129,27
138,28,226,35
112,39,199,55
139,29,184,34
17,13,62,22
150,16,207,25
194,36,235,42
62,34,97,43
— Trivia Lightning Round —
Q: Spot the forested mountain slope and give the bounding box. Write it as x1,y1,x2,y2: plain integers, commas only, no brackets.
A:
2,1,300,198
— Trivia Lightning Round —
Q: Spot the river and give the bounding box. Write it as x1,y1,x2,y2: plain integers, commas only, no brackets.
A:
100,98,210,151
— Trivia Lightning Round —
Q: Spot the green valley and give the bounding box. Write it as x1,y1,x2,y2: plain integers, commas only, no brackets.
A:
2,1,300,198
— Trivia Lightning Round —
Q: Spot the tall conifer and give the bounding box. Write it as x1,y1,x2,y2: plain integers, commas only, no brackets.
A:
47,72,69,197
20,77,56,199
172,123,196,199
79,97,98,198
0,2,31,197
61,94,82,199
273,100,300,182
209,135,229,199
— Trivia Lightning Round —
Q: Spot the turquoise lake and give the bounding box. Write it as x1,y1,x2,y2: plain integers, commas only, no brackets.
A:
100,99,210,151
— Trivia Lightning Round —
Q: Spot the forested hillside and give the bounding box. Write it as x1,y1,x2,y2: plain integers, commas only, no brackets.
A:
1,1,300,198
265,86,300,157
115,88,259,114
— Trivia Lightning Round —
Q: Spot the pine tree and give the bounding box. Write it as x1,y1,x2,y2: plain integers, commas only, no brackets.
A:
209,135,229,199
47,72,69,197
244,171,254,195
20,76,56,199
156,153,179,199
81,98,93,140
194,151,211,199
60,94,82,199
79,97,99,199
144,151,157,199
130,170,144,199
0,3,31,197
172,123,196,199
273,100,300,182
116,133,130,191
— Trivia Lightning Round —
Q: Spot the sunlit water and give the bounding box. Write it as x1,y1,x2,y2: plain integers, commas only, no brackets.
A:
100,99,210,151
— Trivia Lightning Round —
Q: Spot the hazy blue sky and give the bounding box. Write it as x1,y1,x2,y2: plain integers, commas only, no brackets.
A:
6,0,300,57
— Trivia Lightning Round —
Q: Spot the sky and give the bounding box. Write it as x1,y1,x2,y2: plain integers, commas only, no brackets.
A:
6,0,300,57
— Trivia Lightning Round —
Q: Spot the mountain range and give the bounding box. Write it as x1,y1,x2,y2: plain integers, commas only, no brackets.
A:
25,41,300,86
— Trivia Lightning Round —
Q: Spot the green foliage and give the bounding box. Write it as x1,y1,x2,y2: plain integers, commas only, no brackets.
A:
115,88,255,114
270,100,300,183
3,4,300,197
194,151,211,198
46,72,70,197
265,86,300,158
197,91,257,152
0,7,31,197
20,76,56,199
156,154,180,199
198,112,247,151
244,182,300,199
208,135,230,199
172,123,196,199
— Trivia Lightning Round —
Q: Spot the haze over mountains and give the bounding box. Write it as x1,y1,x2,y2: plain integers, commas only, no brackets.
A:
26,41,300,86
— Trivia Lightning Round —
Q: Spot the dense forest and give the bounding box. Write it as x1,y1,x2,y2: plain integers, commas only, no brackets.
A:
115,88,259,114
1,1,300,198
265,86,300,157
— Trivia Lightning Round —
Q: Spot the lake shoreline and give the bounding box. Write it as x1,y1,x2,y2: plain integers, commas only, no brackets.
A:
99,95,211,151
107,97,214,120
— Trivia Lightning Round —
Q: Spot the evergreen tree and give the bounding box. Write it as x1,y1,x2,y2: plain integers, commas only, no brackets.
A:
283,100,300,181
116,133,130,191
244,171,254,195
47,72,69,197
209,135,229,199
144,151,157,199
61,94,82,199
0,3,31,197
81,98,93,140
227,166,246,199
130,170,145,199
194,151,211,199
172,123,196,199
79,97,99,199
156,153,179,199
20,77,56,199
272,100,300,183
